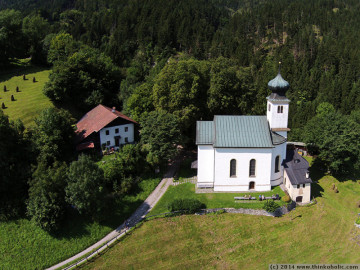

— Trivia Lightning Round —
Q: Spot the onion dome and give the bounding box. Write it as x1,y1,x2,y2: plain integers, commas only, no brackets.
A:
268,65,290,96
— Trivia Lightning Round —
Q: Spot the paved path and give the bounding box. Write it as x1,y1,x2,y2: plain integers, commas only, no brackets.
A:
47,161,178,270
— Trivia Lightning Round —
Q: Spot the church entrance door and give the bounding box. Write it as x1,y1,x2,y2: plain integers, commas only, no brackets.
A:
249,181,255,190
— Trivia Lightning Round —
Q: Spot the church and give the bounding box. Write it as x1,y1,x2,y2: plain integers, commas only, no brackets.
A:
196,69,312,203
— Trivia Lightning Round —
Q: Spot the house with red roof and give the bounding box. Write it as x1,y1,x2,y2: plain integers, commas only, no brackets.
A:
75,105,138,152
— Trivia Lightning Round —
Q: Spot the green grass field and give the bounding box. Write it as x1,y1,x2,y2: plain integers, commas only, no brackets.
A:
0,178,160,269
149,183,286,215
0,60,53,127
82,175,360,270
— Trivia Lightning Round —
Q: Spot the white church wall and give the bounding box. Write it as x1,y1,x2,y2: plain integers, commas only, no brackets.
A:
266,100,289,129
99,123,134,149
197,145,215,187
213,148,272,192
270,143,287,186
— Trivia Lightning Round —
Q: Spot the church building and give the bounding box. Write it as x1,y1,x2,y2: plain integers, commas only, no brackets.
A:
196,70,312,203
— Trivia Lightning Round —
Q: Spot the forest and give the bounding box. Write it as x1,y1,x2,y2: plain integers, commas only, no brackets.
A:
1,0,360,230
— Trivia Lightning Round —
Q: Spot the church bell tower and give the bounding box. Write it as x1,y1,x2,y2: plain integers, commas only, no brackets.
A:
266,64,290,138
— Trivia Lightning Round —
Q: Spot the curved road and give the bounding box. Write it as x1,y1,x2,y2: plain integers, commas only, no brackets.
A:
47,162,178,270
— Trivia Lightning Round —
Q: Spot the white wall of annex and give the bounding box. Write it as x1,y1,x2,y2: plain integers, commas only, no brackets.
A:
266,100,289,129
284,171,311,203
213,148,272,192
197,145,215,184
99,123,134,148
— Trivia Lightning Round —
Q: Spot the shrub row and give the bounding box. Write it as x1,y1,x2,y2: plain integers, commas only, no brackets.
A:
167,198,205,214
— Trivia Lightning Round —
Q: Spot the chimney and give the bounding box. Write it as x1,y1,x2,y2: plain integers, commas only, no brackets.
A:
112,107,116,113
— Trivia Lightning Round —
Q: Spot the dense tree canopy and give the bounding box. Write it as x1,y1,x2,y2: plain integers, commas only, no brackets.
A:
0,111,31,219
44,43,122,111
32,108,75,165
27,161,68,231
66,155,107,218
140,110,182,166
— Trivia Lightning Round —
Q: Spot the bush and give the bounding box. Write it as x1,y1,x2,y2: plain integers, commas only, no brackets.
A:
281,194,291,203
167,198,205,214
356,217,360,225
263,200,280,213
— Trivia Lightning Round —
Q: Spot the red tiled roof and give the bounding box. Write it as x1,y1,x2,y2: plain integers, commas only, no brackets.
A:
75,105,137,142
76,141,95,151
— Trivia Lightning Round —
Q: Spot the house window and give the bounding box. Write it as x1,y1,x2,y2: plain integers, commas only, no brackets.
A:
230,159,236,177
297,184,300,189
106,141,110,146
277,105,283,113
275,155,280,173
249,159,256,177
268,104,271,111
106,130,109,135
125,137,128,143
303,184,306,188
115,128,119,134
125,127,128,132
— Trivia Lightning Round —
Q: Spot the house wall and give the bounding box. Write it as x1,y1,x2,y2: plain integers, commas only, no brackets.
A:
284,170,311,203
197,145,215,187
270,143,287,186
213,148,272,192
266,100,289,129
99,123,134,149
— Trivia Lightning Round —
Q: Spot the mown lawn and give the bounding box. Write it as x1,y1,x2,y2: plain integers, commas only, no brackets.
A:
82,175,360,270
149,183,286,215
0,178,160,270
0,60,53,127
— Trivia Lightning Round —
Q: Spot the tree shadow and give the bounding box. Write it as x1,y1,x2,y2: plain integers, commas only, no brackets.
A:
0,61,49,82
309,157,326,182
311,181,324,198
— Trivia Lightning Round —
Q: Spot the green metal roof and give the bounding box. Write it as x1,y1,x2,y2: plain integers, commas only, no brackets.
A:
271,131,287,145
196,121,214,144
214,115,274,148
196,115,286,148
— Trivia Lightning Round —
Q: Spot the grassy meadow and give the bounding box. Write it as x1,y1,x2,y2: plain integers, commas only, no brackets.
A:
0,178,160,269
0,60,53,126
82,175,360,269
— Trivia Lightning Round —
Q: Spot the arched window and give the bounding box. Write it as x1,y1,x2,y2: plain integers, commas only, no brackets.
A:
275,155,280,173
249,159,256,177
230,159,236,177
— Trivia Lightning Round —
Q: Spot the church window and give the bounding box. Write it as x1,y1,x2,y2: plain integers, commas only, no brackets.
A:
275,155,280,173
230,159,236,177
268,104,271,111
277,106,283,113
249,159,256,177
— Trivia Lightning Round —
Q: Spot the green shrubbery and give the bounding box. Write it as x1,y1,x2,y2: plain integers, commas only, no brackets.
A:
356,217,360,225
167,198,205,214
262,200,280,213
281,194,291,203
